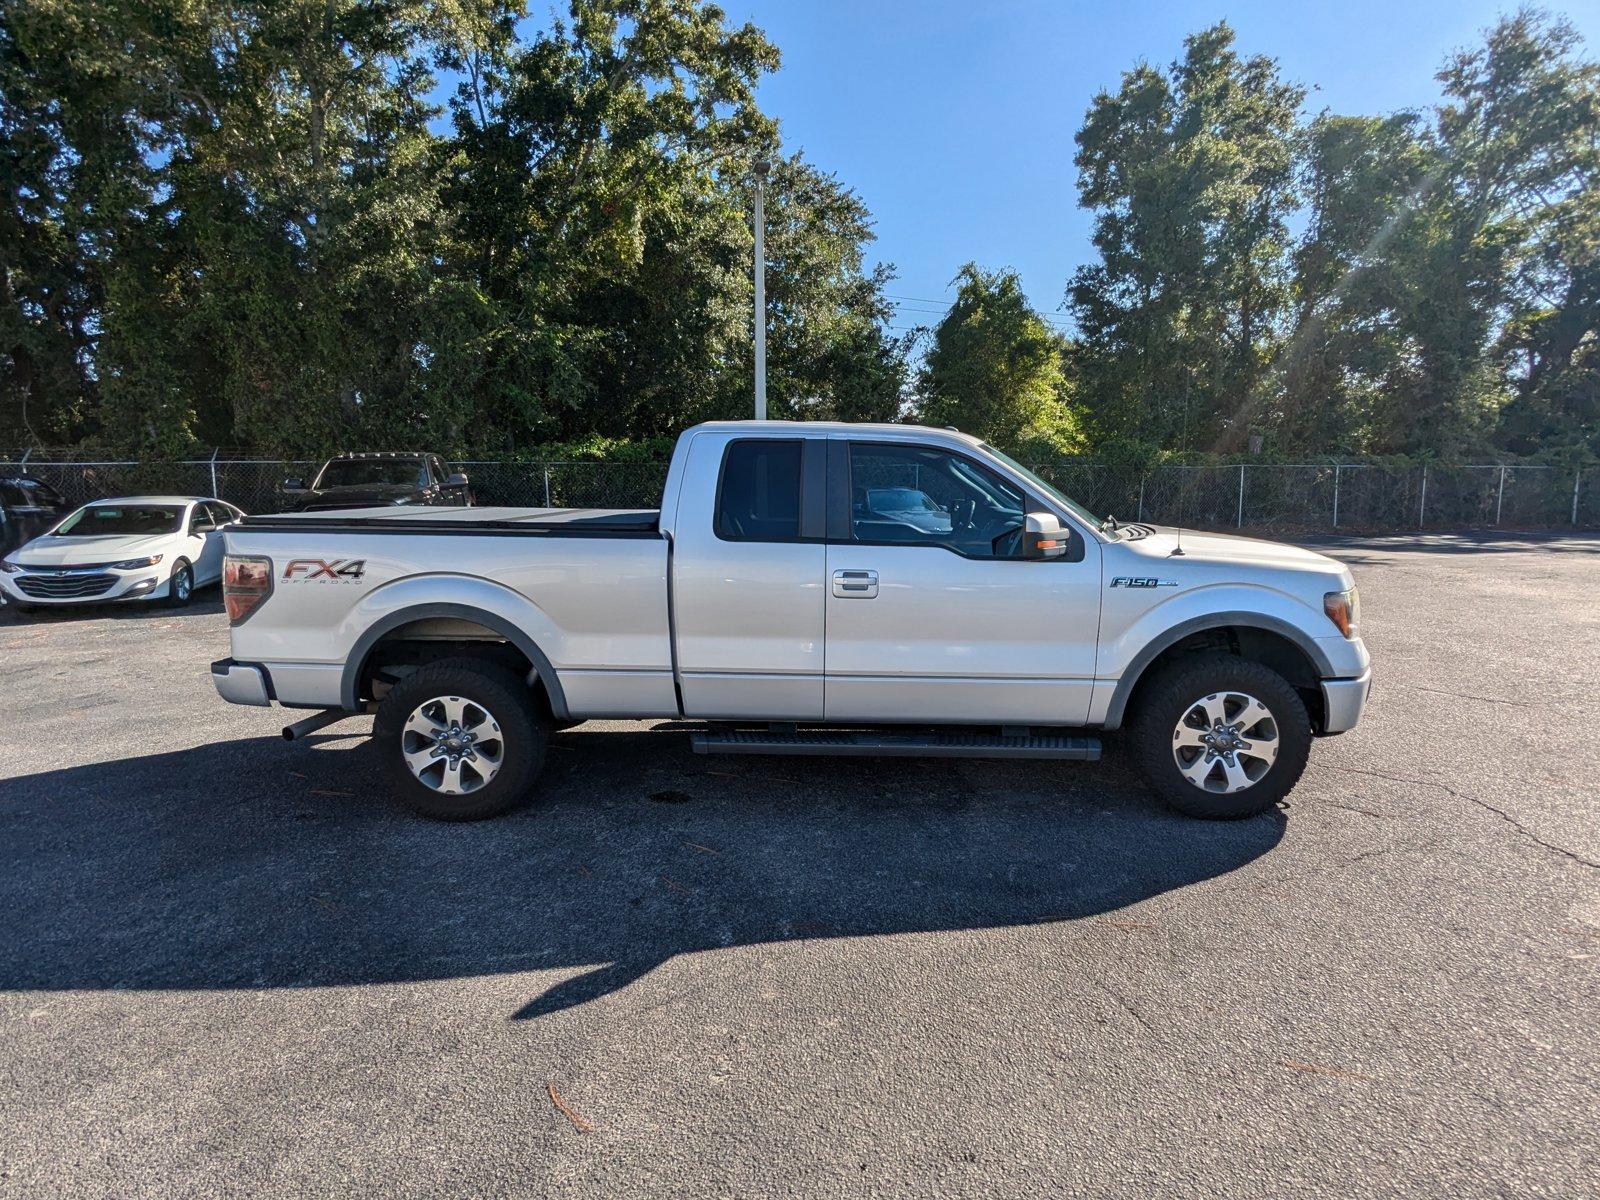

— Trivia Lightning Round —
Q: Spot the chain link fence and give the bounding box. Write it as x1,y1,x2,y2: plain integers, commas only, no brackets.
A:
0,450,1591,533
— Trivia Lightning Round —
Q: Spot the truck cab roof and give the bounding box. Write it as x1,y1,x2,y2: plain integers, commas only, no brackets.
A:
684,420,984,447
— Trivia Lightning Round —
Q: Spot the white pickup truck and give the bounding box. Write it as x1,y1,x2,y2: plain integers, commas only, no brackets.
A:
212,421,1370,821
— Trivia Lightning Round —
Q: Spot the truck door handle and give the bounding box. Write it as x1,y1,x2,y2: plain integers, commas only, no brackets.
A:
832,569,879,598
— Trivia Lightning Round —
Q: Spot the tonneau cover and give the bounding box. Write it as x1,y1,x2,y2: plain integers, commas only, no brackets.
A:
241,506,660,533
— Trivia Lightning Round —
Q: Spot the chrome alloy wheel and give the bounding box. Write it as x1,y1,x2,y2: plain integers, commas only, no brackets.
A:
400,695,505,795
1171,690,1279,794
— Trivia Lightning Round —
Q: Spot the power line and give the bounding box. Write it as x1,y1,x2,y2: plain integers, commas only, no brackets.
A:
886,293,1072,321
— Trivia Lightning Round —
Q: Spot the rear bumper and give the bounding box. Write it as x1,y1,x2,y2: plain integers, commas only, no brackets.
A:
212,658,271,707
1320,668,1372,734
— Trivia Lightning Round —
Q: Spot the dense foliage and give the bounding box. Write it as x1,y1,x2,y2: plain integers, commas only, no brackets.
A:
2,3,1595,461
1064,10,1599,461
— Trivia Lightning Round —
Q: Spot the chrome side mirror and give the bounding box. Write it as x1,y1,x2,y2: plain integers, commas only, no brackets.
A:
445,472,469,488
1023,512,1068,559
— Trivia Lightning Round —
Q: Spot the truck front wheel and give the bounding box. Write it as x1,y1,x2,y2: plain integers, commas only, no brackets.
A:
372,658,547,821
1128,653,1312,819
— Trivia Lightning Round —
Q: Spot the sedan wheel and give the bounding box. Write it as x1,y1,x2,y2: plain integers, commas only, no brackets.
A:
166,560,194,607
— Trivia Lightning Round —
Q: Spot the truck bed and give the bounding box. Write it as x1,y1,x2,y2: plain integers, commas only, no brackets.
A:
225,504,675,717
242,506,660,535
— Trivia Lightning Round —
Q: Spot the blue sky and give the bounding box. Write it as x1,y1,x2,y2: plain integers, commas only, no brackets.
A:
712,0,1600,333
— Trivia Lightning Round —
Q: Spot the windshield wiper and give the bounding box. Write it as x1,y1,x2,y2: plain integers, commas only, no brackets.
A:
1099,513,1122,535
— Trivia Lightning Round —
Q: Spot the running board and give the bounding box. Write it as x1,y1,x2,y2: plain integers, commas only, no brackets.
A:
690,728,1101,761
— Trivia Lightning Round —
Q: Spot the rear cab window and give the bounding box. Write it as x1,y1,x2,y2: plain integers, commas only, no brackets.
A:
715,440,803,542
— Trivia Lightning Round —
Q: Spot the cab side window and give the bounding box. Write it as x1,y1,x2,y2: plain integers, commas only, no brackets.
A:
848,443,1027,559
716,440,802,542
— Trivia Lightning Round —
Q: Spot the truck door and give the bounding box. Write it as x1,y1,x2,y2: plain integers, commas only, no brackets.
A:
671,434,828,719
823,438,1100,726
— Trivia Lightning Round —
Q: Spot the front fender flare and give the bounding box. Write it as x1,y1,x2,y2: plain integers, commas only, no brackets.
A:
1099,609,1335,731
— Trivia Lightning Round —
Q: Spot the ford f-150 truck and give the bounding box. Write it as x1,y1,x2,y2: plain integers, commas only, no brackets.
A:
212,421,1371,822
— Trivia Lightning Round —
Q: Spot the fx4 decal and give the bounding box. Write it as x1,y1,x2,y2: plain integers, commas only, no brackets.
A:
282,558,367,583
1110,576,1178,588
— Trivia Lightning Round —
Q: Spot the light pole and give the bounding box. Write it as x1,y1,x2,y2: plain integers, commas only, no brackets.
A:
753,158,769,420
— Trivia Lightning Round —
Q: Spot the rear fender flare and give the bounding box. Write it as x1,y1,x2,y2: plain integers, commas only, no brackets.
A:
339,583,568,718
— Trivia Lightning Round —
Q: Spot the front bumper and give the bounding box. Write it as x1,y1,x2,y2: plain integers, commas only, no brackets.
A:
0,567,166,605
212,658,272,707
1320,668,1372,734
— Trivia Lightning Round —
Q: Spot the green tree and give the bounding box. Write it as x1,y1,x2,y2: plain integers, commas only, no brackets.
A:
1275,112,1439,454
1067,23,1304,454
98,0,460,454
1483,12,1600,456
435,0,780,444
916,264,1080,453
0,0,202,445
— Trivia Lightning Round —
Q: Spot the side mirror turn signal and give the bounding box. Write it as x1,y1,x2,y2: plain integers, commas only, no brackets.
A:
1023,512,1068,559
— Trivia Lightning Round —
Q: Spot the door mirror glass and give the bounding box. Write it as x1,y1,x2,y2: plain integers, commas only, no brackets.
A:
1023,512,1068,559
444,472,468,488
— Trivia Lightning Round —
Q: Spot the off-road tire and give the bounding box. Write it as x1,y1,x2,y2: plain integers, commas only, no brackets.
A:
372,658,547,821
1129,653,1312,819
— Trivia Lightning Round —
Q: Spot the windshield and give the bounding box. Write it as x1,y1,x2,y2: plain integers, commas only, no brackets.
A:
867,487,941,513
314,460,426,489
978,444,1105,529
54,504,183,536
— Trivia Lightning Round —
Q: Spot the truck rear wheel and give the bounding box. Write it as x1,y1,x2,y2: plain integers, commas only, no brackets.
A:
372,658,547,821
1128,653,1311,819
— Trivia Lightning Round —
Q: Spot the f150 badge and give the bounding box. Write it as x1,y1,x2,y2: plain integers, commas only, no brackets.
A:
1110,576,1178,588
282,558,366,583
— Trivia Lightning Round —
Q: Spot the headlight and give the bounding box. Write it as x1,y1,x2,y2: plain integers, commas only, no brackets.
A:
110,554,164,570
1323,588,1360,638
0,559,20,573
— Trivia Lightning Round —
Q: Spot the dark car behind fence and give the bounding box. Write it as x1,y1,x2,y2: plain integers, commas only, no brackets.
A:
0,451,1592,534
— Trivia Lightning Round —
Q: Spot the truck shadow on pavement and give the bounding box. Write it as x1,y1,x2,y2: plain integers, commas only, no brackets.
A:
0,725,1284,1019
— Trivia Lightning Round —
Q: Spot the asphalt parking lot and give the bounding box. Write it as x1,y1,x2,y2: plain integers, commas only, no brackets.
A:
2,532,1597,1199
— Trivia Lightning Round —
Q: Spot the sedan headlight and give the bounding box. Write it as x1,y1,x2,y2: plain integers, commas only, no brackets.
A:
110,554,164,570
1323,587,1360,638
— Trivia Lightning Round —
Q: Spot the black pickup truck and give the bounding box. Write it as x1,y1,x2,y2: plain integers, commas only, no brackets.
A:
281,453,472,513
1,476,72,557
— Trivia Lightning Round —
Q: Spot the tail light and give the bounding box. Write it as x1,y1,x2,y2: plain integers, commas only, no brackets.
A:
224,555,273,624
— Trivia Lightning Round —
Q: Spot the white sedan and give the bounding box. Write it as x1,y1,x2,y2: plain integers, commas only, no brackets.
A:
0,496,244,611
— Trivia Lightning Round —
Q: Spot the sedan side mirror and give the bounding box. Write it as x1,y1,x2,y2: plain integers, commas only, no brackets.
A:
1023,512,1068,559
445,472,469,488
282,477,305,493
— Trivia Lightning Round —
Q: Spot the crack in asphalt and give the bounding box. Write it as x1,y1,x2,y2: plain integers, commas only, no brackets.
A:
1313,763,1599,871
1317,799,1388,820
1406,685,1548,708
1338,837,1442,868
1091,979,1157,1035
